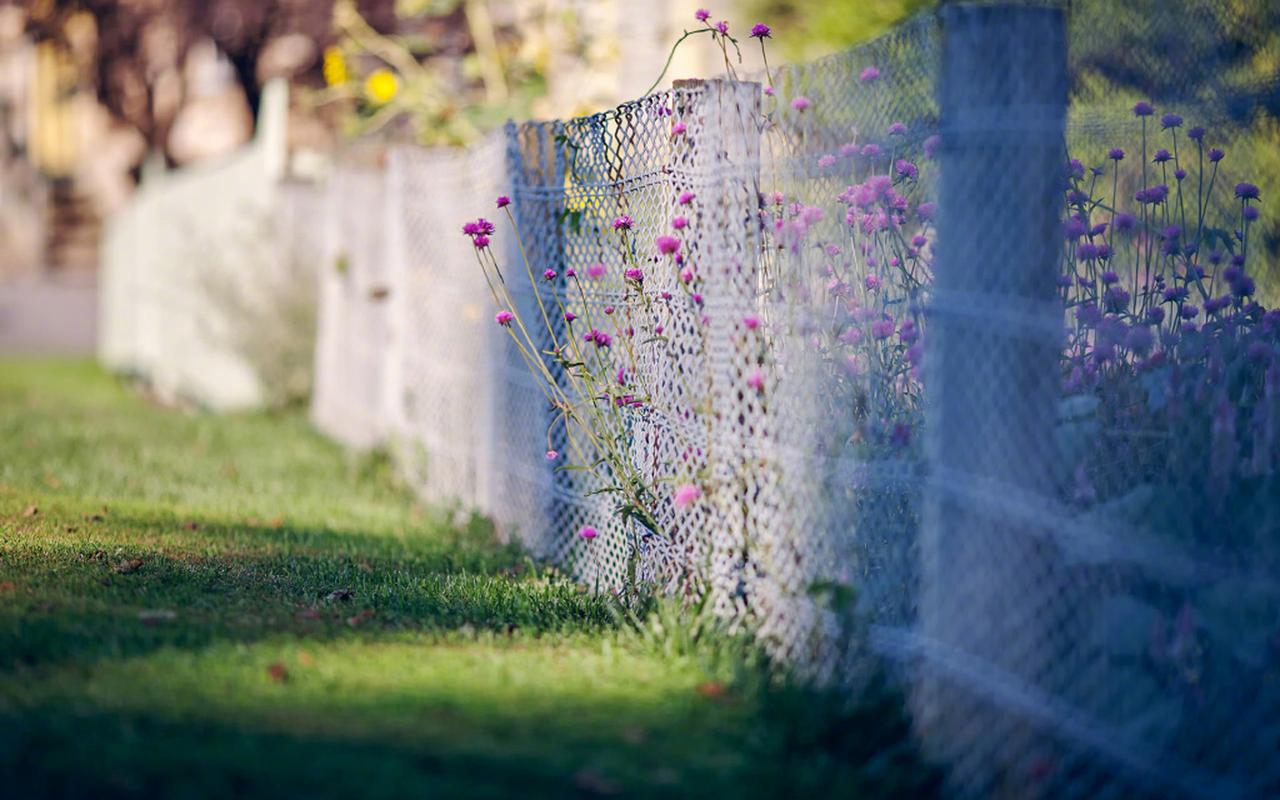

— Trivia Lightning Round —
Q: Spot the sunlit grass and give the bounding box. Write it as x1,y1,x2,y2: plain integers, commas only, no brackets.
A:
0,358,937,798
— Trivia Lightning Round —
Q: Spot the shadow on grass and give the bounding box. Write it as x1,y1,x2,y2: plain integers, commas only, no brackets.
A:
0,504,943,800
0,648,942,800
0,509,614,672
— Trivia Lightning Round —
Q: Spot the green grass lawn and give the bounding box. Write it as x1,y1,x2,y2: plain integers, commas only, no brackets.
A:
0,358,937,799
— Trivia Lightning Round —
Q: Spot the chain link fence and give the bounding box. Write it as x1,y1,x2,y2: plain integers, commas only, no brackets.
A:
99,2,1278,796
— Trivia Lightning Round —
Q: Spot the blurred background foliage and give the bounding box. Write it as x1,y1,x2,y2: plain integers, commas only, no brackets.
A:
741,0,930,60
3,0,1276,275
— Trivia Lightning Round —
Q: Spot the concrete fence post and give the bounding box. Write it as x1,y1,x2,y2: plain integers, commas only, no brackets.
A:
918,2,1067,793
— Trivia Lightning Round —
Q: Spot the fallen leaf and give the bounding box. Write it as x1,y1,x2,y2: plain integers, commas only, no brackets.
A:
297,650,315,667
0,581,16,592
695,681,728,700
346,609,375,627
268,517,284,529
266,662,289,683
21,505,37,517
42,474,61,489
325,589,353,603
112,558,144,575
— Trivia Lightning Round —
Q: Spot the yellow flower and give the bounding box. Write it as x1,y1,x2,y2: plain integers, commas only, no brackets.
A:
364,69,399,105
322,46,347,86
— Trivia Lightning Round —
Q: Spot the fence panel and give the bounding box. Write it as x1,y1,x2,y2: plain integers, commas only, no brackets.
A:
310,159,396,447
97,79,289,410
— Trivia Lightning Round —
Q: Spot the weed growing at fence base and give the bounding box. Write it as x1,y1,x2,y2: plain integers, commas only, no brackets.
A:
0,359,938,799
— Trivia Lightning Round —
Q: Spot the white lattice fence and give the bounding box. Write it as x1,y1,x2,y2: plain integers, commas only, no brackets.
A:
98,80,291,410
310,159,398,447
387,135,536,522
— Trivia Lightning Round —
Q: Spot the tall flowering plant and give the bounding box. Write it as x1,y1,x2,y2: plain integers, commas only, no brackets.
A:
465,10,788,561
1057,103,1277,544
754,125,937,460
465,199,703,542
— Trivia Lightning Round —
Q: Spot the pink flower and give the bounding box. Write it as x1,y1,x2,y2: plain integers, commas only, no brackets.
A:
657,235,681,255
612,215,634,231
495,310,514,326
587,262,607,279
542,269,557,281
695,8,710,22
625,267,645,283
545,450,558,460
864,274,881,290
871,319,894,340
495,195,511,208
750,23,771,38
680,268,694,283
764,86,775,96
462,218,495,237
578,526,598,539
859,66,880,83
715,20,728,35
564,310,577,322
746,368,765,392
678,191,696,205
473,235,490,249
743,314,761,330
672,216,688,230
671,121,687,136
791,95,811,111
673,483,702,508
